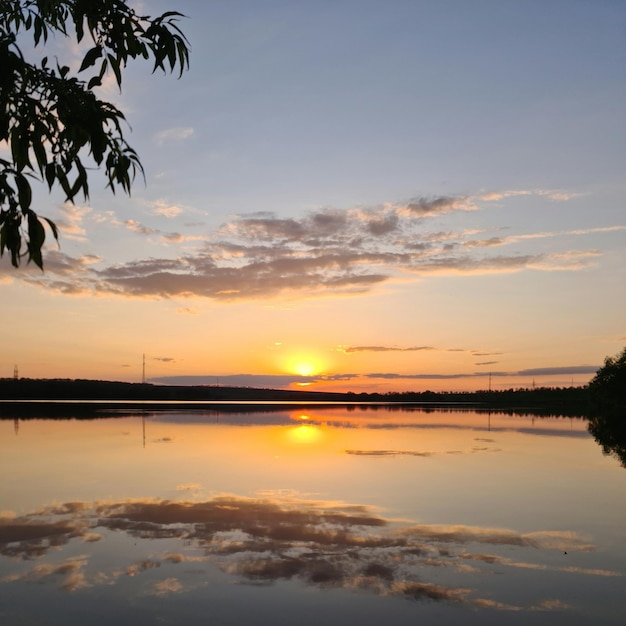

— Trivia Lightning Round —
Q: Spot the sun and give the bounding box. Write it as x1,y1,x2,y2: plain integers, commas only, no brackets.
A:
273,346,332,382
282,351,326,377
294,361,316,377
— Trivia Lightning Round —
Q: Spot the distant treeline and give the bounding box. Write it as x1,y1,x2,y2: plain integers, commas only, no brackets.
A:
377,386,590,415
0,377,591,416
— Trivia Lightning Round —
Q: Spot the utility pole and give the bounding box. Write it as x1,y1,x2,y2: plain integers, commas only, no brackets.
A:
142,353,146,384
13,364,18,380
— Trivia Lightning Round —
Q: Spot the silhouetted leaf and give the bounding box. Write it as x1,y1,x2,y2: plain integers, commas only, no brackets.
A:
42,217,60,245
44,163,55,189
15,173,31,210
78,45,102,72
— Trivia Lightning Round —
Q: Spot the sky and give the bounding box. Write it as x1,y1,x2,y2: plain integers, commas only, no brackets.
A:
1,0,625,392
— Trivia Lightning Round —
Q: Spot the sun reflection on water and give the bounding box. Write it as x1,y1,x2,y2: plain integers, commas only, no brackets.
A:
287,423,323,445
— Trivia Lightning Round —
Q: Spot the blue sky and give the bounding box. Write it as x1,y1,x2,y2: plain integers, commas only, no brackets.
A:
1,0,624,391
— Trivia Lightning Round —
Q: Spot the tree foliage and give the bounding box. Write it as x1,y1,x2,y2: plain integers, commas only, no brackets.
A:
588,346,626,416
0,0,189,268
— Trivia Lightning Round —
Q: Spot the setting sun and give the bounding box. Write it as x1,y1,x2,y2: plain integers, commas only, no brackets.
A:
277,348,330,380
294,361,316,376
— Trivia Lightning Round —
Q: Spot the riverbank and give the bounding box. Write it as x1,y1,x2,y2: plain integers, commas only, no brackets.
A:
0,377,590,416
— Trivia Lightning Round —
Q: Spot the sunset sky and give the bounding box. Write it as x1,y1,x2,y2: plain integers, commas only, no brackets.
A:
1,0,624,392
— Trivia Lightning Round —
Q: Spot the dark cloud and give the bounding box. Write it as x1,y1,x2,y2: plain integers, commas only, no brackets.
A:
403,196,475,217
309,209,348,236
366,214,399,236
517,366,599,376
149,374,321,387
341,345,473,354
150,362,598,389
366,372,470,380
228,216,307,241
364,365,599,380
342,345,436,353
463,237,505,248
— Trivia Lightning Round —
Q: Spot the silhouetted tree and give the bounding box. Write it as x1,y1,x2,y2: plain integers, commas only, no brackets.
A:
588,347,626,416
0,0,189,268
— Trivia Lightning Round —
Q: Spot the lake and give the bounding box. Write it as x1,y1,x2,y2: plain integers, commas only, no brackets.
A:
1,404,624,625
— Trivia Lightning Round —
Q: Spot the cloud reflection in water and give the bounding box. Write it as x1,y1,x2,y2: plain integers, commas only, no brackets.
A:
1,494,617,612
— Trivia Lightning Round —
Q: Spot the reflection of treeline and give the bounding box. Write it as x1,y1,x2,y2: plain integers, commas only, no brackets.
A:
0,377,590,416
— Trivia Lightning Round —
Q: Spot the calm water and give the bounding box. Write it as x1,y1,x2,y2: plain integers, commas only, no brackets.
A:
1,405,624,625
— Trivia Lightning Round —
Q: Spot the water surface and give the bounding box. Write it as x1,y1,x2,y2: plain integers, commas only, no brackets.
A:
1,406,624,625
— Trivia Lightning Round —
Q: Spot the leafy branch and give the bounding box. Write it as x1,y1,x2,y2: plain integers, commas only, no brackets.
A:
0,0,190,268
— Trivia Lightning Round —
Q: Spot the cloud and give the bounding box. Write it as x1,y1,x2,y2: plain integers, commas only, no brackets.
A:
363,364,599,380
365,372,473,380
1,495,609,610
339,345,475,354
479,189,578,202
55,204,92,241
21,189,616,301
340,345,436,353
146,362,598,390
517,365,599,376
176,483,202,492
146,200,184,219
398,195,477,217
155,127,194,144
124,219,158,236
464,226,626,250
